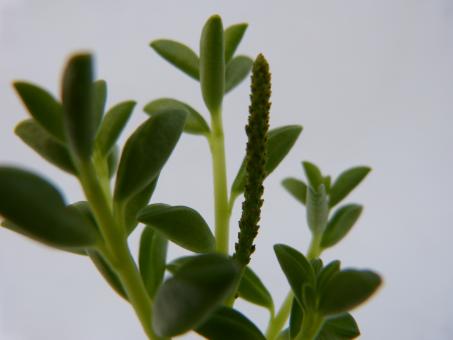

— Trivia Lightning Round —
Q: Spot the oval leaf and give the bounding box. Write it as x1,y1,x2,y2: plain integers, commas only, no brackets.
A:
224,23,248,63
114,109,186,202
319,269,382,315
329,167,371,207
0,167,99,248
151,39,199,80
231,125,303,195
302,161,324,189
200,15,224,114
282,177,307,205
321,204,363,249
238,266,274,313
144,98,209,136
225,55,253,93
196,307,265,340
316,313,360,340
15,119,76,175
306,184,329,235
274,244,315,305
317,260,341,293
137,204,214,253
152,254,240,337
96,100,135,156
13,81,65,142
139,226,168,298
62,53,96,160
93,79,107,129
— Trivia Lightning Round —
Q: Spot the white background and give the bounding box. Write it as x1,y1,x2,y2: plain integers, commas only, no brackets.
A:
1,0,452,339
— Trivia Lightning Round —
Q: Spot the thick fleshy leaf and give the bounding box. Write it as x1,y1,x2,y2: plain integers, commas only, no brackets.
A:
88,250,127,299
95,101,135,156
289,297,303,339
151,39,199,80
62,53,96,159
13,81,65,142
238,266,274,313
319,269,382,315
274,244,315,305
139,226,168,298
137,204,214,253
196,307,265,340
321,204,363,249
316,313,360,340
152,254,240,337
231,125,302,195
224,23,248,63
317,260,341,293
306,184,329,235
329,167,371,207
302,161,324,189
200,15,224,114
144,98,209,136
93,79,107,129
0,167,99,248
225,55,253,93
166,255,194,274
114,109,186,202
281,177,307,205
15,119,76,174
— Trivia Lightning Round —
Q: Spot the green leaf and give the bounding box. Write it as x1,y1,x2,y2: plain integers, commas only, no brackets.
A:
282,177,307,205
88,250,127,300
225,55,253,93
139,226,168,298
95,101,135,156
200,15,224,114
274,244,315,305
114,109,186,202
276,328,290,340
319,269,382,315
329,167,371,207
13,81,65,142
316,313,360,340
137,204,214,253
224,23,248,63
321,204,363,249
238,266,274,313
302,161,324,189
231,125,303,195
166,255,194,274
93,79,107,129
290,297,303,339
61,53,96,160
196,307,265,340
144,98,209,136
150,39,199,80
0,167,99,248
15,119,76,175
152,254,240,337
311,259,324,275
306,184,329,235
317,260,341,293
107,145,119,178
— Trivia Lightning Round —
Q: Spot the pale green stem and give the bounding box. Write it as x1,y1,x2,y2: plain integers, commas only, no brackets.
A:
208,111,230,254
78,161,161,340
295,312,323,340
265,292,294,340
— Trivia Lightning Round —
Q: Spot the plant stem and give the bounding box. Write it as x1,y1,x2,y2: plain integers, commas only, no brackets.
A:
78,161,160,340
208,111,230,254
265,291,294,340
294,312,323,340
307,233,322,260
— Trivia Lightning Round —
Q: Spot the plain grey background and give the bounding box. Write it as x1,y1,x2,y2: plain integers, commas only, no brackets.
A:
1,0,452,339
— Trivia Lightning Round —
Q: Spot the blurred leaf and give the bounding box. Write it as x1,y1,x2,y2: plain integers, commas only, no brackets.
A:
281,177,307,205
139,226,168,298
316,313,360,340
151,39,199,80
306,184,329,235
224,23,248,63
196,306,265,340
166,255,194,274
319,269,382,315
225,55,253,93
289,297,303,339
302,161,324,189
317,260,341,293
231,125,302,195
329,167,371,207
137,204,214,253
107,145,119,178
152,254,239,337
114,109,186,202
144,98,209,136
200,15,224,114
0,167,99,248
321,204,363,249
238,266,274,313
15,119,76,175
13,81,65,142
276,328,290,340
93,79,107,129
